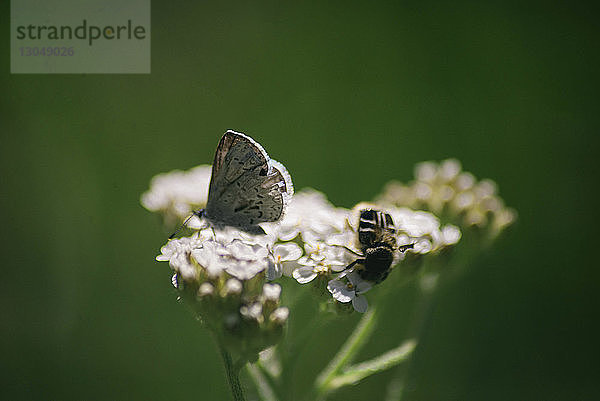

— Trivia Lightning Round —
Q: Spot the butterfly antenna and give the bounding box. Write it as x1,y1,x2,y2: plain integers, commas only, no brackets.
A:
168,214,196,240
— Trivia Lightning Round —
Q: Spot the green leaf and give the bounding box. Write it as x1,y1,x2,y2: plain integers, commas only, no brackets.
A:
327,339,417,390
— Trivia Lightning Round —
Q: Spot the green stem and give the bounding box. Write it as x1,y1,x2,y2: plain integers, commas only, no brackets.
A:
282,308,334,375
246,364,278,401
315,307,378,395
388,273,442,401
219,344,247,401
328,339,416,389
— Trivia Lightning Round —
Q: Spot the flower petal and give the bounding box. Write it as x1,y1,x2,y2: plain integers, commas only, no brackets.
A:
347,271,372,293
262,283,282,301
265,257,281,281
281,260,300,277
327,279,353,303
226,258,267,281
292,266,317,284
191,246,214,269
352,295,369,313
274,242,303,261
297,256,316,267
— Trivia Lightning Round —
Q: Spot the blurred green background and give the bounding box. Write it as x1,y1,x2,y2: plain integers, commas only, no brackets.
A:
2,1,599,400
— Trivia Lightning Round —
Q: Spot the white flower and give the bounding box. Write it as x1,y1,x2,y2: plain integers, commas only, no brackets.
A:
227,239,269,259
269,189,351,242
212,226,277,249
266,242,303,280
198,282,215,297
141,165,212,220
159,230,272,282
492,208,517,233
455,172,475,191
439,158,462,181
221,240,270,281
156,232,206,281
441,224,461,245
326,230,356,249
270,307,289,324
292,264,319,284
262,283,282,301
147,165,291,354
327,271,372,313
388,207,458,254
474,179,497,198
240,302,263,322
414,161,437,182
190,240,222,278
292,239,352,284
453,191,475,211
223,278,243,296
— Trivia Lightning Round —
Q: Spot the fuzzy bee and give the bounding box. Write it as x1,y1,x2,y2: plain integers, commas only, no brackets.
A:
344,209,413,284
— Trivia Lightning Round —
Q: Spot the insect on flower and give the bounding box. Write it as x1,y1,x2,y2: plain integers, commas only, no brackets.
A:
170,130,294,238
344,209,414,284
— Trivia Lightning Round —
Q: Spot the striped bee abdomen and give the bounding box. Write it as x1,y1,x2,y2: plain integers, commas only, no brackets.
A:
358,209,395,248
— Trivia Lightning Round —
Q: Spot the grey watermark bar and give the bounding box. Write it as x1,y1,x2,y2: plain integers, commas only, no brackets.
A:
11,0,150,74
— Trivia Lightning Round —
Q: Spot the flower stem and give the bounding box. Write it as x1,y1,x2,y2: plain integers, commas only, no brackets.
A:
328,339,416,389
247,364,278,401
219,344,247,401
387,273,442,401
315,307,378,396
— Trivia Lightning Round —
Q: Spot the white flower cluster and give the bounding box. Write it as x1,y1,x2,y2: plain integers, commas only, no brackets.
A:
263,189,351,242
144,165,463,315
157,230,272,282
265,192,460,313
386,206,462,253
141,165,212,225
155,227,289,357
378,159,517,236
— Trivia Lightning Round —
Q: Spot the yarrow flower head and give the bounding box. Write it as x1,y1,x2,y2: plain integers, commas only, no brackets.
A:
322,203,460,312
377,159,517,239
155,227,288,361
141,165,212,227
143,158,509,318
142,153,517,400
263,189,351,242
262,190,461,313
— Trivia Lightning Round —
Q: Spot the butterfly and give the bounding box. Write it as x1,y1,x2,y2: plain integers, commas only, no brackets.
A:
170,130,294,238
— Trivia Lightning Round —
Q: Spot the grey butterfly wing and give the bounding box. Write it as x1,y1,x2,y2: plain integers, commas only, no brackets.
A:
205,130,293,229
209,130,269,194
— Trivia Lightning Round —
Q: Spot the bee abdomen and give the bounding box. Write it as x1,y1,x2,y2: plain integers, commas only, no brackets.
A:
358,246,394,283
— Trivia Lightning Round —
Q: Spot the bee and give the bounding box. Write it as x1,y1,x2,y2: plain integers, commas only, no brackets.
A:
345,209,413,284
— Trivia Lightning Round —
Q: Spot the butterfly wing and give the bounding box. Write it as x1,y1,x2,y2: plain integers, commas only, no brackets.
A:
208,130,269,196
205,130,293,229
